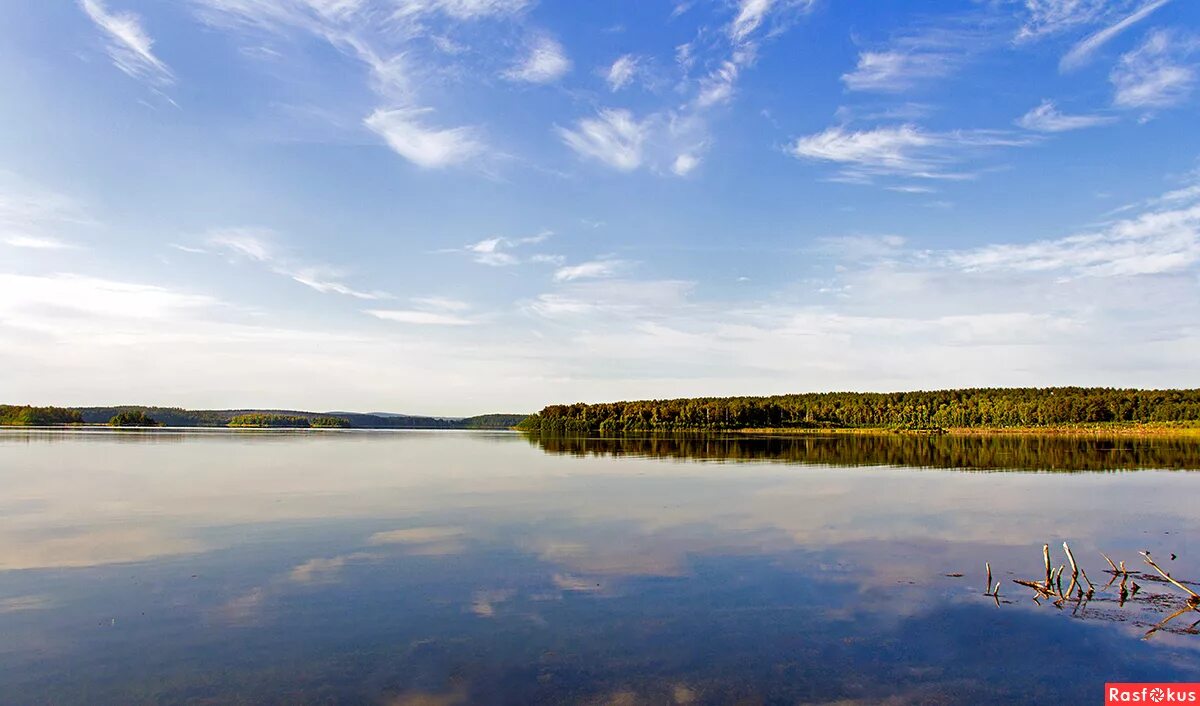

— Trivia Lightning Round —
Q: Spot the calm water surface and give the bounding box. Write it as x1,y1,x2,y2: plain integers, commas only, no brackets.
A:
2,430,1199,705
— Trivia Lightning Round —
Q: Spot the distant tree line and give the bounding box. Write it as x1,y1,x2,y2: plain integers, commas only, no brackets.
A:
18,406,529,429
227,414,350,428
0,405,83,426
516,388,1200,434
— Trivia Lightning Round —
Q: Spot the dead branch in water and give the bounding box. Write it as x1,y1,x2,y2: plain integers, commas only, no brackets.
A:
1080,568,1096,593
1063,542,1079,578
991,542,1199,639
1044,544,1052,585
1141,552,1200,602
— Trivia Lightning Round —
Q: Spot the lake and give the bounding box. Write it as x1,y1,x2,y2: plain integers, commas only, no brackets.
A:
2,430,1199,704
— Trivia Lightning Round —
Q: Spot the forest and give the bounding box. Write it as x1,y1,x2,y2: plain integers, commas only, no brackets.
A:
0,406,84,426
516,388,1200,434
228,414,350,428
0,404,525,429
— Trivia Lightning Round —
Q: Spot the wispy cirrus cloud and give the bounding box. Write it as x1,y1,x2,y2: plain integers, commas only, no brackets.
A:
553,259,629,282
363,109,484,168
205,227,390,299
604,54,639,91
1059,0,1173,72
842,50,961,93
503,35,571,84
190,0,546,168
560,0,813,176
841,17,994,93
1015,0,1113,42
3,235,80,250
365,309,474,325
787,124,1035,182
557,109,647,171
458,231,552,266
79,0,174,86
1016,100,1116,131
392,0,532,20
1110,30,1198,110
945,187,1200,277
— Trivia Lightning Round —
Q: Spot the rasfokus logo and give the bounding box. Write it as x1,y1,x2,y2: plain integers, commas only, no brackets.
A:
1106,684,1200,704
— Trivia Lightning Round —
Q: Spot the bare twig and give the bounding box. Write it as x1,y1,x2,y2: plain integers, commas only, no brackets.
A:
1063,542,1079,578
1044,544,1052,585
1101,552,1119,574
1141,552,1200,602
1014,579,1055,598
1080,568,1096,592
986,562,992,593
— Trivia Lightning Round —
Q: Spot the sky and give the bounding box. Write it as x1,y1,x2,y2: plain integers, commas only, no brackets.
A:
1,0,1199,415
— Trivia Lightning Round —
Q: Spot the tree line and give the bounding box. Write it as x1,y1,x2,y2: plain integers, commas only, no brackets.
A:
516,388,1200,433
1,405,526,429
228,414,351,428
0,405,84,426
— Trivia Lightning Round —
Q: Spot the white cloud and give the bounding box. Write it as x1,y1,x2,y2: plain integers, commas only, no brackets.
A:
206,228,388,299
1110,30,1197,109
363,108,484,168
411,296,471,311
503,36,571,84
841,21,987,93
466,236,518,266
558,0,812,177
528,280,694,319
730,0,774,43
1016,100,1116,131
366,309,474,325
194,0,501,168
842,50,959,93
1016,0,1112,42
788,124,1033,181
672,153,701,176
3,235,77,250
208,228,274,262
1060,0,1173,72
459,232,554,266
791,125,935,172
79,0,174,86
696,60,740,107
557,109,647,171
946,198,1200,277
553,260,628,282
604,54,639,91
392,0,531,20
0,273,216,327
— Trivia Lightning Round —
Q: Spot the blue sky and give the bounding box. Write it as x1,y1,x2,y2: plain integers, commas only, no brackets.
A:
1,0,1199,414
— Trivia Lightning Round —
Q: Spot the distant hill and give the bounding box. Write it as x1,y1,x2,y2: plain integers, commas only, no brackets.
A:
2,405,526,430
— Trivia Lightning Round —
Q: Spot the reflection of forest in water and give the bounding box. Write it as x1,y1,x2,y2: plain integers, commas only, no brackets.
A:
528,432,1200,471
